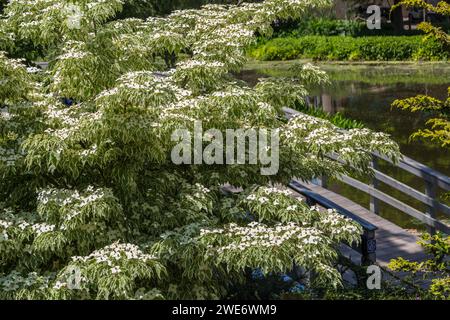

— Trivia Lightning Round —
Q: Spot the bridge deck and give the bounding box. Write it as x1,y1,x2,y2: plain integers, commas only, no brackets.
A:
291,182,429,266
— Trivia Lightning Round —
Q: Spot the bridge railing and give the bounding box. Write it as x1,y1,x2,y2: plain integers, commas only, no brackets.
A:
332,153,450,235
283,107,450,235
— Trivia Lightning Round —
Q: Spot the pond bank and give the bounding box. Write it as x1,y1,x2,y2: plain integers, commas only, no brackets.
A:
244,60,450,83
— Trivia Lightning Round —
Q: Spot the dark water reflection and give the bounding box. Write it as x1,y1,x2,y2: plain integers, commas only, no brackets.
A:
311,81,450,174
241,63,450,230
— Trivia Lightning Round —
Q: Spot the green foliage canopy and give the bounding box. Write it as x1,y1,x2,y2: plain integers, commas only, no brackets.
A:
389,232,450,300
0,0,400,299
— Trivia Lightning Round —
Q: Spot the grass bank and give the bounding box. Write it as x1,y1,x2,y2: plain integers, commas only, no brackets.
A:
244,60,450,85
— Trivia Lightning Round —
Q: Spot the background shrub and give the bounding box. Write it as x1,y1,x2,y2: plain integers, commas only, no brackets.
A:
249,36,448,61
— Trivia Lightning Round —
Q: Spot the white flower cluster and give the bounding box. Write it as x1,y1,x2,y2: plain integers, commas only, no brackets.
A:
5,0,124,45
71,242,157,272
0,52,27,70
43,99,103,144
0,209,38,230
283,112,399,163
201,222,326,253
0,210,56,240
80,144,98,158
31,222,56,235
94,88,119,100
148,30,181,42
176,59,225,71
295,63,330,85
194,183,210,193
95,71,190,107
304,127,339,146
257,102,274,112
53,280,68,290
43,114,93,159
38,187,107,209
320,208,362,237
161,114,197,126
246,187,292,205
210,24,254,44
57,48,91,61
0,107,11,120
86,0,124,10
260,187,292,196
211,87,252,99
44,127,74,141
43,102,79,127
118,71,165,90
0,220,13,229
0,147,23,167
110,266,121,274
0,271,53,292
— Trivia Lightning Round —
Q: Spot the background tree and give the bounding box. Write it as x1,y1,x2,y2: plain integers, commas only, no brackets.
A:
390,4,449,296
340,0,405,31
392,0,406,31
0,0,399,299
392,0,449,148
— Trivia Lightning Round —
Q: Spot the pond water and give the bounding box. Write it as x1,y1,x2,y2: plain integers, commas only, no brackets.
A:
241,61,450,231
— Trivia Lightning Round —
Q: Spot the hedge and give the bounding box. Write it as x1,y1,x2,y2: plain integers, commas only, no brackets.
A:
249,36,449,61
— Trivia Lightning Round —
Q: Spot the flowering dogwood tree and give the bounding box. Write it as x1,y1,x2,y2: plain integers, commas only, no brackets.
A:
0,0,400,299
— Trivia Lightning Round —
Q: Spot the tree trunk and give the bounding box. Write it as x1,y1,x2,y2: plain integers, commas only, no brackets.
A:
391,0,404,32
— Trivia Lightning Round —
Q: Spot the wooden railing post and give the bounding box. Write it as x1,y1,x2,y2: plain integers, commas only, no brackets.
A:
319,175,328,189
311,175,328,189
370,156,380,215
361,229,377,266
425,178,438,235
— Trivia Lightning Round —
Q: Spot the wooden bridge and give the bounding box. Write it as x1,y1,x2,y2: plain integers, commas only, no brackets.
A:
283,107,450,266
